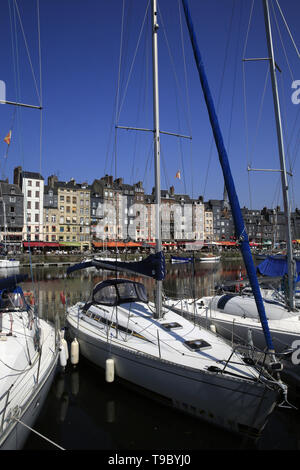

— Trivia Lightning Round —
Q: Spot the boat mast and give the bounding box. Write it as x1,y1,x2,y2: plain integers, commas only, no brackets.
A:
262,0,295,310
181,0,276,356
152,0,162,319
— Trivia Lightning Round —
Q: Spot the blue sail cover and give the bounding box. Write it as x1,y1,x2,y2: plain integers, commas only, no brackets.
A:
67,251,166,281
257,256,300,281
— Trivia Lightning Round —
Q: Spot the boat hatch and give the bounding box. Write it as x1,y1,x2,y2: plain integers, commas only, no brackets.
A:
92,279,148,306
161,322,182,330
184,339,212,351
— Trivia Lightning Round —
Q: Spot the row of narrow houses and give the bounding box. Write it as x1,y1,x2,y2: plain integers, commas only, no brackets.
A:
0,166,299,253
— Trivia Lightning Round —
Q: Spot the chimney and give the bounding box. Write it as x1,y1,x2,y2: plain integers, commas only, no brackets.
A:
115,177,123,186
48,174,58,188
169,185,174,196
13,166,22,188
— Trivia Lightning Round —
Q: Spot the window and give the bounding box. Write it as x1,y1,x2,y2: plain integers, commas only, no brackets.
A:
28,180,32,186
27,190,32,198
35,202,39,210
35,191,40,198
36,181,40,187
35,214,39,223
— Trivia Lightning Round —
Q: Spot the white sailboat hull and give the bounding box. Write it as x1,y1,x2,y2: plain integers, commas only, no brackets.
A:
198,256,220,263
164,297,300,355
0,316,59,450
66,302,279,437
0,353,58,450
0,259,20,268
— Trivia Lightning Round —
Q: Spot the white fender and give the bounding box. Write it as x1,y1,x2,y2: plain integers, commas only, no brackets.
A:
70,338,79,366
106,358,115,383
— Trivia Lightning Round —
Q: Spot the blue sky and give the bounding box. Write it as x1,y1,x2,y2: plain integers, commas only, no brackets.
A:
0,0,299,210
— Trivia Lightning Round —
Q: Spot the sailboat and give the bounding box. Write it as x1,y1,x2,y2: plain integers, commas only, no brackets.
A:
0,275,60,449
165,0,300,371
65,0,288,437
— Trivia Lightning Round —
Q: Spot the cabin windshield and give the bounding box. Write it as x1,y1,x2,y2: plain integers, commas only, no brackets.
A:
92,280,148,306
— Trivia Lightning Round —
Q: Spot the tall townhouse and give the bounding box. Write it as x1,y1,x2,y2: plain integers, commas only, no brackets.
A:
14,167,44,242
204,206,213,242
0,180,23,252
52,177,91,251
43,182,59,243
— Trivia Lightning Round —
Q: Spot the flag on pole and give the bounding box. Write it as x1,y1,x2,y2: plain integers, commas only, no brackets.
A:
175,170,181,179
4,130,11,146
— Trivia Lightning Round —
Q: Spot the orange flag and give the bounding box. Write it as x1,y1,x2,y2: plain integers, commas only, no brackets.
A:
4,130,11,145
175,170,181,179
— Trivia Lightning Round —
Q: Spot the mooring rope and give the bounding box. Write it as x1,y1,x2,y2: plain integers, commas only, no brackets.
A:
13,416,65,450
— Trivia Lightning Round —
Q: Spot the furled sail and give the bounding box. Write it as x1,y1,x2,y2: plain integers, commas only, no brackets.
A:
67,251,166,281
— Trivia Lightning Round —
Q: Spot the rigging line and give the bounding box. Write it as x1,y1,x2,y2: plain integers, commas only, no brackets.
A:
242,0,255,59
37,0,43,177
113,0,125,184
249,65,269,167
130,19,150,185
270,0,293,81
160,147,170,191
274,0,300,59
202,0,236,199
157,2,188,194
141,139,154,191
13,0,41,104
104,0,132,175
178,0,194,198
157,2,191,134
243,62,252,209
242,0,254,209
227,0,243,155
9,0,24,167
116,0,150,124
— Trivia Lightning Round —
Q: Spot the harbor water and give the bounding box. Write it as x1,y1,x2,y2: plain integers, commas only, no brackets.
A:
15,259,300,451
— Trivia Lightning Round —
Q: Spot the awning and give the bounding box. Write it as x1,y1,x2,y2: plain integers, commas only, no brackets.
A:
216,241,237,246
23,242,61,248
59,242,82,247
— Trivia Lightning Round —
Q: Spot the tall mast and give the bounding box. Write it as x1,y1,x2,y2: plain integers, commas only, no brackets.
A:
262,0,295,310
181,0,276,355
152,0,162,318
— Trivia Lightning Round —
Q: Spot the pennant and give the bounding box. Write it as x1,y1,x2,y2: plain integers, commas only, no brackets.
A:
4,130,11,146
175,170,181,179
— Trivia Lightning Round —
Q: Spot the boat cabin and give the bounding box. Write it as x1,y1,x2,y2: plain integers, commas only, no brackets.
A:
87,279,148,307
